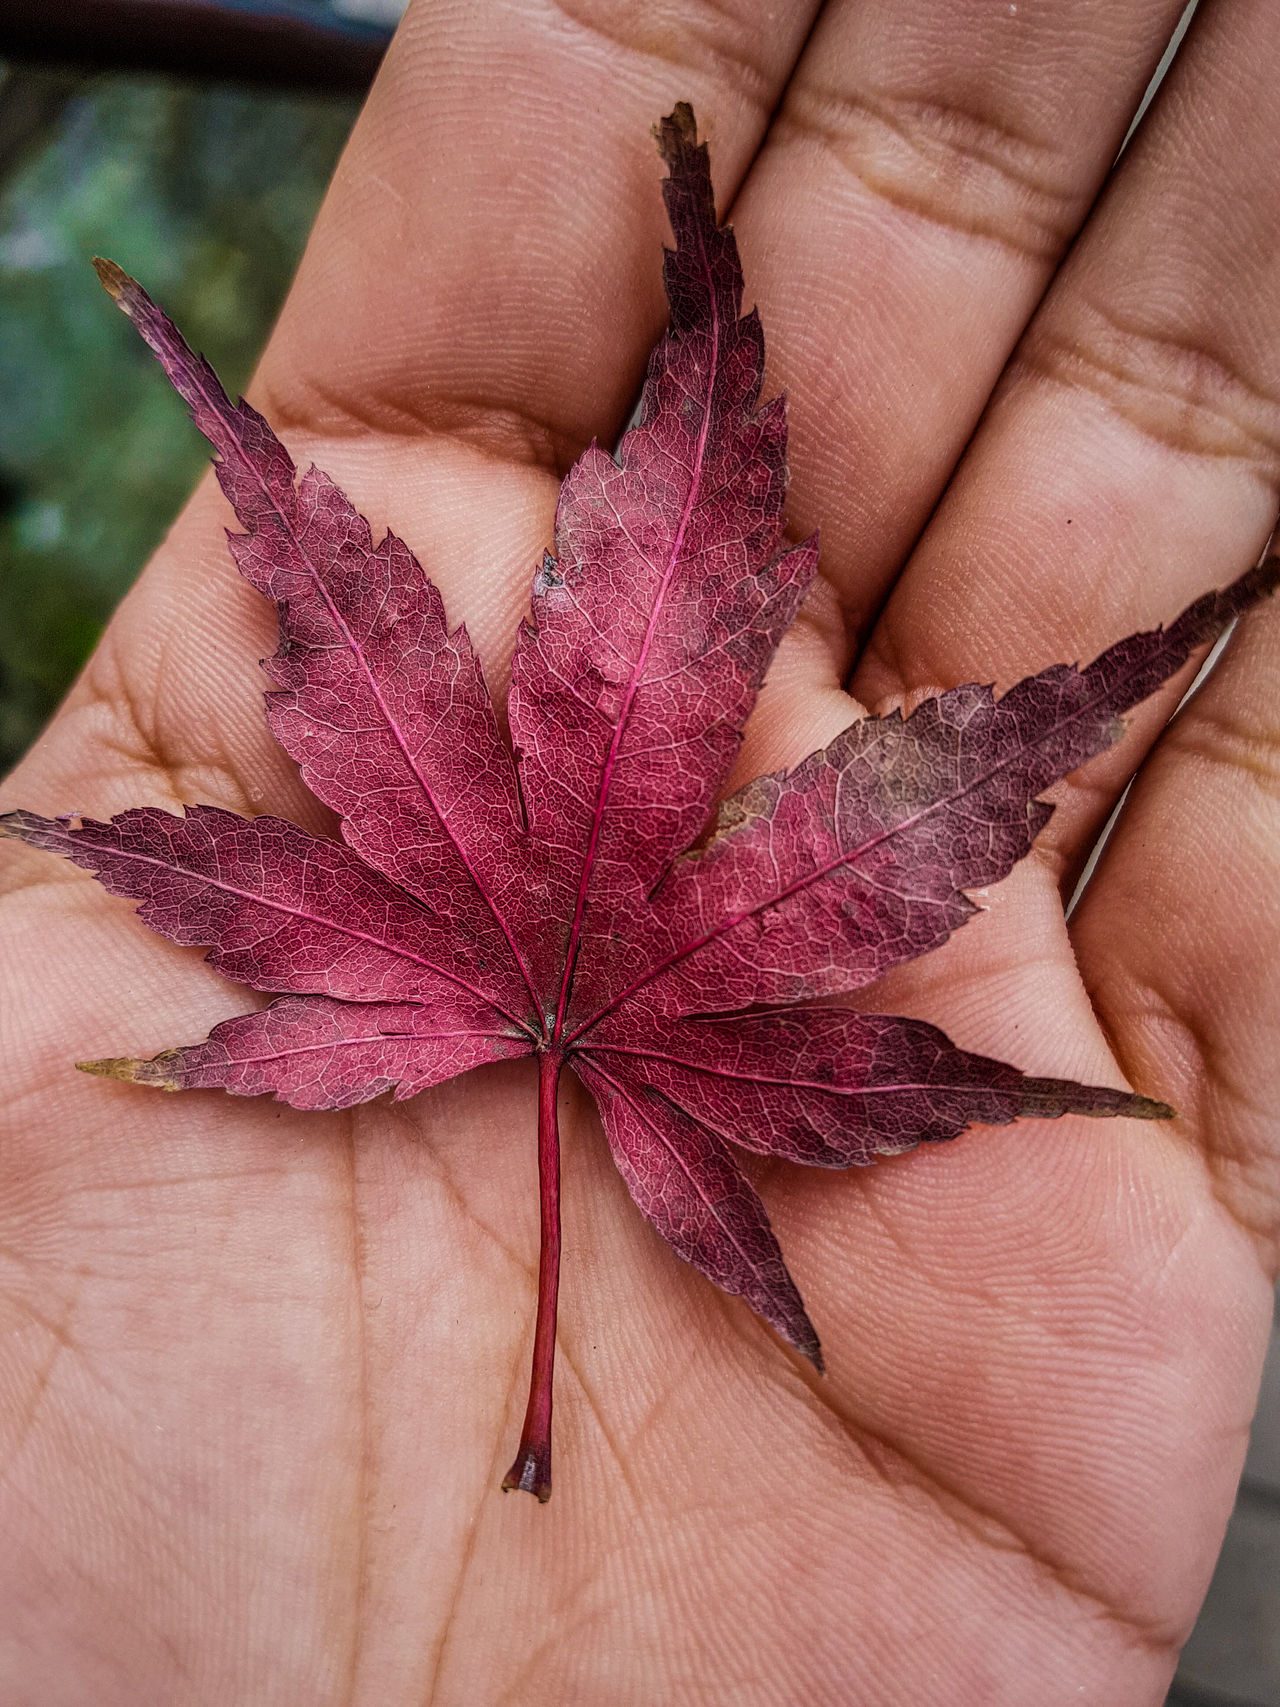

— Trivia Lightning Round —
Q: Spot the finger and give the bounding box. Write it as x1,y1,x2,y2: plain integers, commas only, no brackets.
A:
849,0,1280,883
2,0,822,823
257,0,821,464
1071,595,1280,1267
724,0,1191,717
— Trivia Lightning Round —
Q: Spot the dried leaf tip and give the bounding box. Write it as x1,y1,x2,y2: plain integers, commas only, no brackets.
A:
1126,1095,1176,1121
91,256,131,301
653,101,702,174
76,1055,177,1089
652,105,719,245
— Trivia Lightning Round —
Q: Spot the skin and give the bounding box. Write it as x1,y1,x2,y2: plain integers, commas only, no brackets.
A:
2,0,1280,1700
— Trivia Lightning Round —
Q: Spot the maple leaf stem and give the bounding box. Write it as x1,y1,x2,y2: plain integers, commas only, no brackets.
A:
503,1048,564,1502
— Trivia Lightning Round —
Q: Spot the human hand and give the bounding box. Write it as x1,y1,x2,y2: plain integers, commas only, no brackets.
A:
3,2,1279,1702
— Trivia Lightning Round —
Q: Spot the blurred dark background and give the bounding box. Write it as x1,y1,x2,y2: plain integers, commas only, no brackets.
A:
0,6,1275,1703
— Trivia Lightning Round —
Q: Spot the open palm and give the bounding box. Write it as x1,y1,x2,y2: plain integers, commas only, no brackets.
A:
4,2,1280,1702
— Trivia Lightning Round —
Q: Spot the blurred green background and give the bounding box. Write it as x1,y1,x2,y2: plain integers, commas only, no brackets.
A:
0,58,359,769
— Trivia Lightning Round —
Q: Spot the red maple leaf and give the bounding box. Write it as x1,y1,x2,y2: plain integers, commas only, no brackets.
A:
4,105,1275,1502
